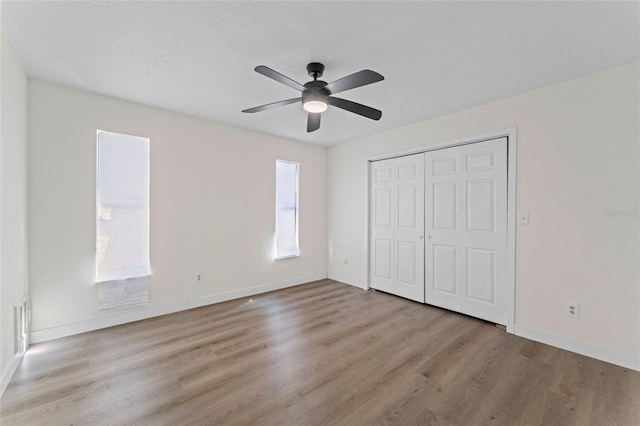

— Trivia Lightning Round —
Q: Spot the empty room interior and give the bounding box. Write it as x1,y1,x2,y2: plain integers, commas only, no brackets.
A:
0,1,639,425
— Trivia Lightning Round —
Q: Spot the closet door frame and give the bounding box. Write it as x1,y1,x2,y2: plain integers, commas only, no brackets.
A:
366,127,517,332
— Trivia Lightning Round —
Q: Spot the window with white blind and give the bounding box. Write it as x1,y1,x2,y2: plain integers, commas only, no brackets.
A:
275,160,299,259
96,130,150,308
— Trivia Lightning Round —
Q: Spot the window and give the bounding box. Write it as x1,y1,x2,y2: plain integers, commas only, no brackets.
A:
275,160,299,258
96,130,150,308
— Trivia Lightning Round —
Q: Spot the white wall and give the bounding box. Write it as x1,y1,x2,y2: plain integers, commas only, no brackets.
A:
28,80,327,339
0,36,29,394
328,62,639,369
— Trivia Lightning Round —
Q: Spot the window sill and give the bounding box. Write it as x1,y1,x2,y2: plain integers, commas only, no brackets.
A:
275,253,299,260
96,274,151,284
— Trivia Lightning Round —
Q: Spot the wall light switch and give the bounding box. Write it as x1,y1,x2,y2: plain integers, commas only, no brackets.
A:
517,211,529,225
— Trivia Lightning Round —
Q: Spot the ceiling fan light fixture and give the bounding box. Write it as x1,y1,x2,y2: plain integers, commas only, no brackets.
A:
303,99,328,113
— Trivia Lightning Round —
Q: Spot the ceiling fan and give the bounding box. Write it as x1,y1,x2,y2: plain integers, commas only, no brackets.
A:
242,63,384,132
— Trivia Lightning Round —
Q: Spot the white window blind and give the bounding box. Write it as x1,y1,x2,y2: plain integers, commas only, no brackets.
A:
96,131,150,307
275,160,299,259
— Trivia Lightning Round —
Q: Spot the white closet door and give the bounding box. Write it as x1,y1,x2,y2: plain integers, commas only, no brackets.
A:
370,154,425,302
425,137,508,324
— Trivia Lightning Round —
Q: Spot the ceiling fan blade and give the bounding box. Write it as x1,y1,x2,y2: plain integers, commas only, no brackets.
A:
328,96,382,120
307,113,321,132
255,65,305,92
325,70,384,95
242,97,301,113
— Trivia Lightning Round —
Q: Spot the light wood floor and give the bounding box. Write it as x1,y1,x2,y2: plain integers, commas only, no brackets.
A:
1,279,638,425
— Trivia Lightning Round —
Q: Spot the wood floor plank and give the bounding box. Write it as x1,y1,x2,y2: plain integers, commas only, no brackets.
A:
1,279,638,425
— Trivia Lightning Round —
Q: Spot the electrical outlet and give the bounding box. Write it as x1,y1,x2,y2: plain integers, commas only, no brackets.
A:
566,303,580,318
195,273,203,284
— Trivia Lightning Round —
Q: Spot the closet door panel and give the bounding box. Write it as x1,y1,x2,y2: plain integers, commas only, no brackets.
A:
370,154,424,302
425,138,508,324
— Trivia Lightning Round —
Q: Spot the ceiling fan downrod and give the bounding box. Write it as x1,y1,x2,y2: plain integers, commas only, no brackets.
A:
306,62,325,81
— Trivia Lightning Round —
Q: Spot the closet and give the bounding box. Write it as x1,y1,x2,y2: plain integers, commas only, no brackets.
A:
369,137,509,325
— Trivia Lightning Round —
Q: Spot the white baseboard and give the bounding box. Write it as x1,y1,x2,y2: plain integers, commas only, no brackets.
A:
28,276,637,374
327,273,366,290
1,353,23,399
30,274,327,344
327,276,637,372
514,324,639,372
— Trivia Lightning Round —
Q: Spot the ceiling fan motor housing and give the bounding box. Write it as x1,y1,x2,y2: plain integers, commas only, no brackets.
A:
302,80,330,105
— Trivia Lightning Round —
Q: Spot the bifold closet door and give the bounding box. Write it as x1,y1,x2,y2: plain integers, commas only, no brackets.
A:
424,137,508,324
370,154,425,303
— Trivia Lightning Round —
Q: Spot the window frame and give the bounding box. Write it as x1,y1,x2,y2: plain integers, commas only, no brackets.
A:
96,129,151,283
275,159,300,259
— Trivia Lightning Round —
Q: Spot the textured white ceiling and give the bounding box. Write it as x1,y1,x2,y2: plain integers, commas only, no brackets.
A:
2,1,639,146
